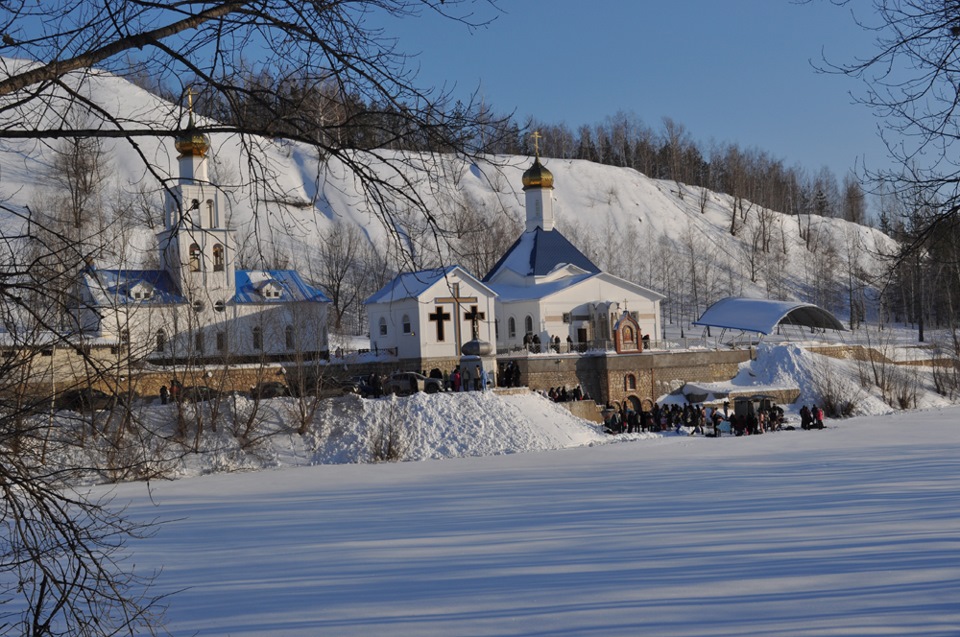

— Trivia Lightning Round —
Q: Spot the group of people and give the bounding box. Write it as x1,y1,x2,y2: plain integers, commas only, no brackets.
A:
603,400,792,436
521,333,573,354
798,404,825,430
544,385,587,402
446,366,490,392
498,360,522,387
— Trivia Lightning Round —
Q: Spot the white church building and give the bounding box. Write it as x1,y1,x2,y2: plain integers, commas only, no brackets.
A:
76,102,330,364
365,265,497,365
365,147,664,365
482,151,664,352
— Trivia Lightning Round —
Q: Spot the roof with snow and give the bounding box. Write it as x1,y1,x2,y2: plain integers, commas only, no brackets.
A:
233,270,330,304
84,268,329,305
693,297,846,335
482,228,600,282
364,265,496,305
488,270,665,303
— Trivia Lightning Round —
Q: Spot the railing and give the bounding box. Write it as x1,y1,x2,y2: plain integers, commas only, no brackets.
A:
497,338,718,356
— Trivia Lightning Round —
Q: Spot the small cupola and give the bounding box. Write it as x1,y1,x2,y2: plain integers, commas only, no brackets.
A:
522,156,553,190
175,89,208,158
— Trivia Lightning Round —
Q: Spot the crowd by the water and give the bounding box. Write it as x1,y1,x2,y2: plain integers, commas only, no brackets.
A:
599,400,826,436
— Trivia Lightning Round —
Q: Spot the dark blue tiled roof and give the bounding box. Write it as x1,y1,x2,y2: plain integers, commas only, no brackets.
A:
482,228,599,282
85,268,329,305
233,270,330,303
88,269,186,304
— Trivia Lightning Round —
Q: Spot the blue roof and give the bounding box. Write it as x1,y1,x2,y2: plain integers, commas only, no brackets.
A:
85,268,329,305
482,228,599,282
233,270,330,303
86,269,186,304
364,266,457,305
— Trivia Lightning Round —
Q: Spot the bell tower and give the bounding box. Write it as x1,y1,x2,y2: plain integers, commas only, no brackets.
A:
522,131,555,232
157,89,236,305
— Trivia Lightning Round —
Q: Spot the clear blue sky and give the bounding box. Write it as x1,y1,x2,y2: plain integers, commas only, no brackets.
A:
378,0,888,182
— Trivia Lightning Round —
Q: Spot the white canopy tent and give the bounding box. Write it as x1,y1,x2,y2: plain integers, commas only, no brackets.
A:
693,297,846,343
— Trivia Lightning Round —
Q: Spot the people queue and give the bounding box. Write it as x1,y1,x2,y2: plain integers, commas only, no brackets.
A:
601,401,827,436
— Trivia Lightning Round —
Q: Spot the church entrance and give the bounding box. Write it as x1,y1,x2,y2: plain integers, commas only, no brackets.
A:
577,328,587,343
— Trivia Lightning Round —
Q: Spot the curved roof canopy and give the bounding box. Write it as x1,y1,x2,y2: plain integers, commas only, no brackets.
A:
693,297,846,335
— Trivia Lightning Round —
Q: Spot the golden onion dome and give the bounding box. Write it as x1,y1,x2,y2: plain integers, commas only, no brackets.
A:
521,156,553,190
175,120,208,157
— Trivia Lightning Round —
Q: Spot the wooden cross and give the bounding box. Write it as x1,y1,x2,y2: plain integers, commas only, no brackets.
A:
464,305,486,341
434,282,478,353
428,306,451,342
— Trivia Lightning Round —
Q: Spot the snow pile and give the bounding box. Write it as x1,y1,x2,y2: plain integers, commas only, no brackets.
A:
80,390,607,481
298,391,603,465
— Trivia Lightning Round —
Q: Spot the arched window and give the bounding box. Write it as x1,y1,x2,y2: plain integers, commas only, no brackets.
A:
402,314,411,334
625,374,637,391
252,326,262,350
155,329,166,353
508,317,516,339
213,244,224,272
525,315,533,335
285,325,295,350
189,243,201,272
379,317,388,336
207,199,215,227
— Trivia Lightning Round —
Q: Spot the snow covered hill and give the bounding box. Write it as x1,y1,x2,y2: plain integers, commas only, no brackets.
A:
0,58,897,322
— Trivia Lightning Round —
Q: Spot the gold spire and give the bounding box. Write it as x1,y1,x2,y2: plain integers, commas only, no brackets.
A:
175,86,208,158
522,130,553,190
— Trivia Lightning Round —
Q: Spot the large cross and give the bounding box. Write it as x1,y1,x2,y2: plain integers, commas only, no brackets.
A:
531,130,542,157
464,305,486,341
428,306,451,342
434,283,477,353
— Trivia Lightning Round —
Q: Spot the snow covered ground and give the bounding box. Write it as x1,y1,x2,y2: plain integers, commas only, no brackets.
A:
111,406,960,636
50,342,948,636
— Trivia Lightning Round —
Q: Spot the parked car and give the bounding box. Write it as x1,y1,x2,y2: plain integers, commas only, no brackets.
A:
180,385,219,403
385,372,444,396
56,388,115,412
339,375,376,397
251,381,290,400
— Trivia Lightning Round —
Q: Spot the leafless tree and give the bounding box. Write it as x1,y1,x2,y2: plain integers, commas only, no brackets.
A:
0,2,503,632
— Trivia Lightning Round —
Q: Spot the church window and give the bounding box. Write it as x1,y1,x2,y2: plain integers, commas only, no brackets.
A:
195,332,204,353
214,300,226,313
252,326,262,350
402,315,411,334
207,199,215,227
193,300,204,313
495,319,499,339
285,325,295,350
120,329,129,344
524,315,533,335
508,317,516,339
563,312,571,323
217,331,227,352
213,244,224,272
379,317,388,337
155,329,166,353
625,374,637,391
189,243,201,272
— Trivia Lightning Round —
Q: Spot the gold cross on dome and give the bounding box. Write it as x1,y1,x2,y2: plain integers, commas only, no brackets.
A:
186,86,195,115
531,130,542,157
